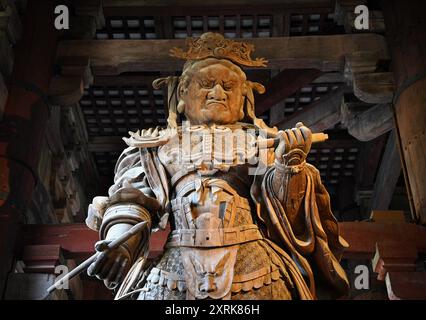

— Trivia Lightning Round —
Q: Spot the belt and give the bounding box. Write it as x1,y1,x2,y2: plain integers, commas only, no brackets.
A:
166,224,263,248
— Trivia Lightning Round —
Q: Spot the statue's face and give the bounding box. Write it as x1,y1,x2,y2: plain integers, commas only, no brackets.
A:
182,62,245,125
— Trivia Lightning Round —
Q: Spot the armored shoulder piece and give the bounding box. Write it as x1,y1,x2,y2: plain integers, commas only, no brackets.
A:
123,127,177,148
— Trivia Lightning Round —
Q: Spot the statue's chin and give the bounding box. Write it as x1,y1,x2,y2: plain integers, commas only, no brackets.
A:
187,109,240,125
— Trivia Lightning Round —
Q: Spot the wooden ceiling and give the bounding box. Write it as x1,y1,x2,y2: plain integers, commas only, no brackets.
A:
58,0,400,219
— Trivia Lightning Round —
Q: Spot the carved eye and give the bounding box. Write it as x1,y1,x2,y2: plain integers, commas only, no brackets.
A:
200,80,214,89
223,82,234,91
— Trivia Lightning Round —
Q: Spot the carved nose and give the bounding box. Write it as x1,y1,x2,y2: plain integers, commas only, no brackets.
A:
199,275,217,293
207,84,226,102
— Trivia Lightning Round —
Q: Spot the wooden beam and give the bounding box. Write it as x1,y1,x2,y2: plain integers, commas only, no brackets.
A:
56,34,389,75
313,72,345,83
345,51,395,104
386,272,426,300
48,76,84,106
73,0,105,29
21,244,64,273
370,130,402,211
102,0,334,15
67,16,97,40
21,221,426,264
276,86,343,131
339,221,426,260
343,103,394,141
22,224,98,260
383,0,426,224
103,0,333,7
22,223,169,260
93,75,159,86
355,134,388,191
352,72,395,104
370,210,405,223
255,68,322,116
57,56,94,88
372,241,417,281
88,136,127,152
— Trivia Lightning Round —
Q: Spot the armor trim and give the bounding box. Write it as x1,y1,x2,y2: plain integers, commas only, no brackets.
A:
166,224,263,248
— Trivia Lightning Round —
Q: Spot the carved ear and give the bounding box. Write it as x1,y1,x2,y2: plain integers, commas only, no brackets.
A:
153,76,180,128
177,99,185,113
247,81,265,94
243,80,278,135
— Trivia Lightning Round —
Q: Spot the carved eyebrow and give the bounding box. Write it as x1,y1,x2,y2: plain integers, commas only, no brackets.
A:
222,81,236,89
198,77,215,83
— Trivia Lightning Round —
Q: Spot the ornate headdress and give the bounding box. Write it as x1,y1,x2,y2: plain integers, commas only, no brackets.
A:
152,32,276,135
170,32,268,68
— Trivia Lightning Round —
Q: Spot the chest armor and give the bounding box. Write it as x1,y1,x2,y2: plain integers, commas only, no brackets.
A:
156,124,269,299
157,123,260,177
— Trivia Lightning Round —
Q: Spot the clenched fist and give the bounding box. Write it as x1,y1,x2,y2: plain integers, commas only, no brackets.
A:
87,240,132,290
275,122,312,165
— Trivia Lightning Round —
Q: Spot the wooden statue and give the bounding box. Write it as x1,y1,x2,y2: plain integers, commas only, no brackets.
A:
85,33,349,300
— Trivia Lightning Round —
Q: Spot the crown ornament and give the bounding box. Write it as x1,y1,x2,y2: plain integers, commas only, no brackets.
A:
170,32,268,67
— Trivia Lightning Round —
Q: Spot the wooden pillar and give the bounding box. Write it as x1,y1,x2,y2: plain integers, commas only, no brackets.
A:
382,0,426,224
0,0,58,296
370,130,402,211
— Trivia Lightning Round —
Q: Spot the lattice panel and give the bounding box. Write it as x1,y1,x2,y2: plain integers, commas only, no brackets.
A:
96,12,342,39
96,16,157,39
307,142,360,185
289,12,338,36
80,85,167,136
281,83,342,118
93,151,121,176
172,15,273,39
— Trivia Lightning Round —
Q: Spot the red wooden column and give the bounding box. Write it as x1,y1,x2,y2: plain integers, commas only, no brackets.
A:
382,0,426,224
0,0,58,296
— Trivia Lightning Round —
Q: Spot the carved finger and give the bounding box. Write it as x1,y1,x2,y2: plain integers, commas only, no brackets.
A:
95,240,112,252
98,255,115,280
87,252,107,276
285,129,297,150
106,256,123,284
291,127,304,145
299,125,312,142
275,131,288,162
114,258,130,285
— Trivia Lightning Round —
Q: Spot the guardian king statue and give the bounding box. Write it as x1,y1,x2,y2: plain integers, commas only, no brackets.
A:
85,33,350,300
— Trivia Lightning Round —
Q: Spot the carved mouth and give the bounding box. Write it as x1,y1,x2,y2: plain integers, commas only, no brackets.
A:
206,100,228,109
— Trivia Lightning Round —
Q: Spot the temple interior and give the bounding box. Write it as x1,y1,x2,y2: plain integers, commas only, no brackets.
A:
0,0,425,300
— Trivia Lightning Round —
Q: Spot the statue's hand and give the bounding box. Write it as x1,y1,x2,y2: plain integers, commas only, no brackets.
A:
275,122,312,165
87,240,132,290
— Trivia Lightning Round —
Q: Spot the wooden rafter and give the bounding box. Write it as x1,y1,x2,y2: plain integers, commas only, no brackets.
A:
276,86,344,131
255,68,322,116
370,130,402,211
22,221,426,261
56,34,388,75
